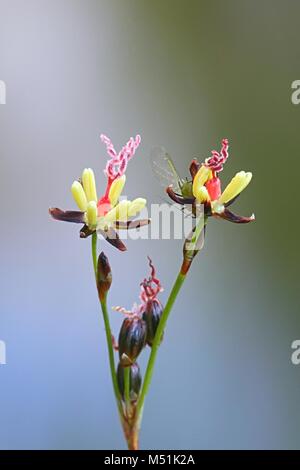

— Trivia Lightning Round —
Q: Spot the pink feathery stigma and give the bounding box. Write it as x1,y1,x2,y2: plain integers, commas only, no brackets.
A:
100,134,141,181
205,138,229,173
140,257,163,304
113,259,162,318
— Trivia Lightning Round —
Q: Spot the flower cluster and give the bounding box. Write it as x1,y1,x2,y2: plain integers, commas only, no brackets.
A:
49,134,149,250
167,138,255,224
113,258,163,402
49,132,255,450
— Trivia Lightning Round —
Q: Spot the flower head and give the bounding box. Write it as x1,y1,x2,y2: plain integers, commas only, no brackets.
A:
167,138,255,224
49,134,150,251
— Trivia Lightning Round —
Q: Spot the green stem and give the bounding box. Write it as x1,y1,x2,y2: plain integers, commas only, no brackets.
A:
135,215,207,431
100,296,123,414
136,270,186,418
91,231,98,278
124,366,130,412
91,233,123,416
91,212,205,449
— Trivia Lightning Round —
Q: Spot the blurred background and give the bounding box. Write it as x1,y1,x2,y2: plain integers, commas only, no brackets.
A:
0,0,300,449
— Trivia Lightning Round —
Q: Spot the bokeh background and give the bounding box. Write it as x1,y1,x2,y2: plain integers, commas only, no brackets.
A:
0,0,300,449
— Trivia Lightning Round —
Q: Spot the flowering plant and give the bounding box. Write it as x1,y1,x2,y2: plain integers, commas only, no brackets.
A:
49,134,149,249
50,134,254,449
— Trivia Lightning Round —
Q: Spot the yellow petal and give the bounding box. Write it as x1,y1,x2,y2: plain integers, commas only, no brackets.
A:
103,207,117,223
71,181,88,211
193,186,209,203
192,166,211,199
82,168,98,202
219,171,252,204
104,200,131,223
108,175,126,207
86,201,97,228
128,198,146,217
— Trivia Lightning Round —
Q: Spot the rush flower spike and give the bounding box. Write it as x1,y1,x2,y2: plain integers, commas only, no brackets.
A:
49,133,150,251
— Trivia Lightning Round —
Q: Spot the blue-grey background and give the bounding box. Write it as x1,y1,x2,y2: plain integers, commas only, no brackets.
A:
0,0,300,449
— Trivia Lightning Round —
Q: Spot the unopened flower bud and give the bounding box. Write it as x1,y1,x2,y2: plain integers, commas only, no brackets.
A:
117,362,142,401
97,252,112,300
118,316,147,366
142,299,163,347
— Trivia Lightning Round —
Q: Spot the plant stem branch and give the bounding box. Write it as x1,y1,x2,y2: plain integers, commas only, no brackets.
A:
136,270,186,418
91,233,122,416
91,211,205,450
91,231,98,277
100,295,123,415
135,215,206,434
